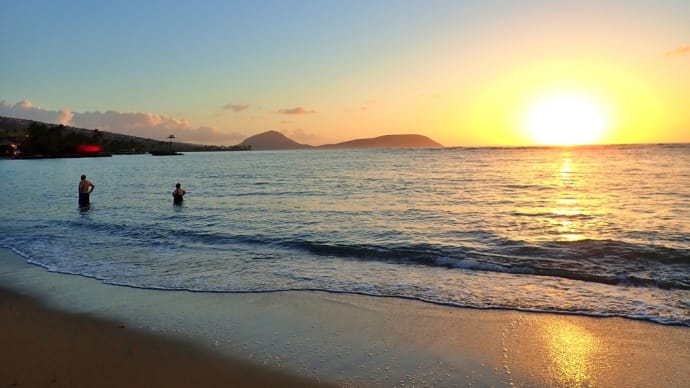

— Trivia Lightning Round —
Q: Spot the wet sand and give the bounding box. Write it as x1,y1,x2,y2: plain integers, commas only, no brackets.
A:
0,287,327,388
2,248,689,386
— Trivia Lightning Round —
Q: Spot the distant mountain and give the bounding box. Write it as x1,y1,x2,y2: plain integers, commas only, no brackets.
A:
237,131,442,150
1,115,444,153
239,130,312,150
320,134,443,149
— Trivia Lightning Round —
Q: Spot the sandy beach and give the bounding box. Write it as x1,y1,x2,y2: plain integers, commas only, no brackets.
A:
2,247,689,387
0,287,327,388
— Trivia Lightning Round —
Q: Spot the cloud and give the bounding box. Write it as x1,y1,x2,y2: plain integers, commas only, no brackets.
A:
280,128,321,145
72,111,244,144
72,110,190,135
222,103,249,112
277,107,317,115
181,126,246,145
0,99,73,125
345,99,382,113
663,45,690,58
0,99,245,145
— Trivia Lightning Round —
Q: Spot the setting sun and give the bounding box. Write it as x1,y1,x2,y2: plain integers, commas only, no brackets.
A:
522,92,611,146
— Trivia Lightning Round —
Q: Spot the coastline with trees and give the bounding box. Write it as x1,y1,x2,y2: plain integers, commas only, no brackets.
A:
0,116,250,158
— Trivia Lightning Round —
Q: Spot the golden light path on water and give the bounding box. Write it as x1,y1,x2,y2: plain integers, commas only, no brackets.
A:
545,150,613,243
549,152,586,242
555,154,584,242
538,154,608,386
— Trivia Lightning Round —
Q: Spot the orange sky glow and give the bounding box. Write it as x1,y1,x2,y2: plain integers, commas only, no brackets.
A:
1,2,688,147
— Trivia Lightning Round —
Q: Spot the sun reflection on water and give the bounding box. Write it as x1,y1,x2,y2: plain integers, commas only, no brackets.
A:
559,153,573,184
550,152,587,241
543,319,600,387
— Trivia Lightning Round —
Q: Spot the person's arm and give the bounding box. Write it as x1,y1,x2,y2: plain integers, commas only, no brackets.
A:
89,182,95,193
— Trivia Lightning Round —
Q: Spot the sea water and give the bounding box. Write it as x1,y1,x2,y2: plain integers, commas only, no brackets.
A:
1,145,689,325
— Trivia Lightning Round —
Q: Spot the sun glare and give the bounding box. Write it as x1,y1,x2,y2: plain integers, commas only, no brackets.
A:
522,92,610,146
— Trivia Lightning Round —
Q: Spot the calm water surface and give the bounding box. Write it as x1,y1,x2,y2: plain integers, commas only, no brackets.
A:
2,145,689,325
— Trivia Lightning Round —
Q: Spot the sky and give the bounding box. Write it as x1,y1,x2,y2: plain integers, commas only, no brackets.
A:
1,0,689,147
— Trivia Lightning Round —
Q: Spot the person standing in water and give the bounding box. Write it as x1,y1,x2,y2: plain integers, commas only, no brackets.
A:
172,183,186,205
78,174,95,206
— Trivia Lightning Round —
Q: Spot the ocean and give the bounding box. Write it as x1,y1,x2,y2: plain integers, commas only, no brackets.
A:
2,144,689,326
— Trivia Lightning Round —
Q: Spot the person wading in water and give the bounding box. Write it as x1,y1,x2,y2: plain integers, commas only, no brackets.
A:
172,183,186,205
78,174,95,206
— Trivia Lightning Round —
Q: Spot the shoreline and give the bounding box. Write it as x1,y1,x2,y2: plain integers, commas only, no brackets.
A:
2,247,689,386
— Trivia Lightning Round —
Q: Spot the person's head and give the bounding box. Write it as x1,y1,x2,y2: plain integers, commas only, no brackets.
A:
81,175,86,180
176,183,181,188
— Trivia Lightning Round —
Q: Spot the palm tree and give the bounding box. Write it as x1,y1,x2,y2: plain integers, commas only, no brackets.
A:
167,134,175,153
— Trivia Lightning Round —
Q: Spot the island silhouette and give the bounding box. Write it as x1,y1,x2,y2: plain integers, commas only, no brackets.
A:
0,115,443,156
240,130,443,150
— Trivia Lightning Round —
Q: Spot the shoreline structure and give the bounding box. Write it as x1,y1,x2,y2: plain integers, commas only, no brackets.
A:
2,248,689,386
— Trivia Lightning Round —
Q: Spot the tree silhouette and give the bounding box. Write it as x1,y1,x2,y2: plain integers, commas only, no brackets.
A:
168,134,175,153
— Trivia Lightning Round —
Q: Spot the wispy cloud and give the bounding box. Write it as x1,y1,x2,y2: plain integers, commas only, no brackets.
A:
345,99,382,113
0,99,245,145
663,45,690,58
277,107,317,115
222,103,249,112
